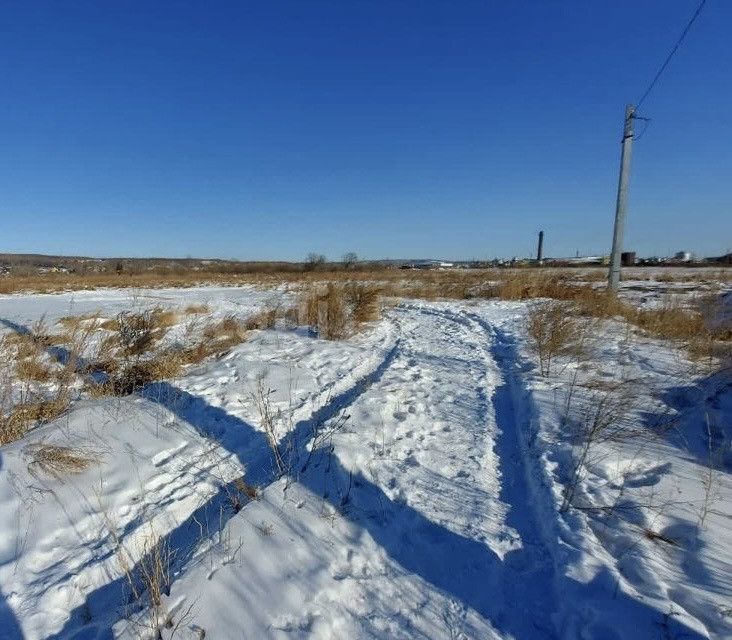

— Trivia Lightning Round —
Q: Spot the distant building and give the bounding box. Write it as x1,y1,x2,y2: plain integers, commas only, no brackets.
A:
674,251,693,262
402,260,455,270
621,251,636,266
545,255,606,266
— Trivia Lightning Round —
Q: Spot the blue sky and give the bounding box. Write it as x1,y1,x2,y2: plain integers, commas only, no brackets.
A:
1,1,729,261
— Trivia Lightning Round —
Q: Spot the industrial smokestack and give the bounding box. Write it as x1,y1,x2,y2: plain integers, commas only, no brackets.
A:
537,230,544,263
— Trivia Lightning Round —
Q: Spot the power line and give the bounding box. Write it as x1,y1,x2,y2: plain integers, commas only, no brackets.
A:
636,0,708,109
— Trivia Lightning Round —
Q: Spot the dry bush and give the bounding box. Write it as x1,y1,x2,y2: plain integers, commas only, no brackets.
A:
347,284,382,324
116,310,159,356
25,443,98,477
139,534,173,614
112,307,177,357
299,284,349,339
527,300,586,376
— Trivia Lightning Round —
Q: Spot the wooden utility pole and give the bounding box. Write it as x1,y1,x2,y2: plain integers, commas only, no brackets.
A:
608,104,635,291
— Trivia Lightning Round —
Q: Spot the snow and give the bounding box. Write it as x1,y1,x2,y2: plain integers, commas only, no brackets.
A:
0,285,730,639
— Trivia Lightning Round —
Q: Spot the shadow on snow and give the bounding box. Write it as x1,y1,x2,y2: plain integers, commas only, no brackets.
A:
0,318,708,639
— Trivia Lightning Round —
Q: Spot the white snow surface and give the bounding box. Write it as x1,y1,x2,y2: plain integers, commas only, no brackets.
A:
0,287,730,639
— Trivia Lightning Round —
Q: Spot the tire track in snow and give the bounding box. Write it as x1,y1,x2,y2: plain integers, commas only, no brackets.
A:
406,303,559,637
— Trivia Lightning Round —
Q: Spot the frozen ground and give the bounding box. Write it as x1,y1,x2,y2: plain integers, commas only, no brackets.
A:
0,286,730,639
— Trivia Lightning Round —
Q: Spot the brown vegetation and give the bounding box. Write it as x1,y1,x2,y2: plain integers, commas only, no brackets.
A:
25,443,98,477
526,301,587,376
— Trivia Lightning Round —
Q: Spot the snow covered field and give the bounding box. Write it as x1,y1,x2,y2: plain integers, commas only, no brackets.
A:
0,285,730,639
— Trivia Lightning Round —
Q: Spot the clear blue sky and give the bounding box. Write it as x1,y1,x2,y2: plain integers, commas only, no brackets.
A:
1,1,730,261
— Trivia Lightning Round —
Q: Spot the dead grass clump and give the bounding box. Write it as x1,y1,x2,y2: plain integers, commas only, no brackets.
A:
634,303,705,341
116,310,165,356
26,443,98,477
298,284,349,339
2,394,71,443
318,284,348,339
347,284,382,324
0,415,26,446
527,300,585,376
58,313,100,330
150,307,178,328
15,357,53,382
98,353,183,396
183,303,210,315
99,317,120,331
202,315,247,344
245,304,279,330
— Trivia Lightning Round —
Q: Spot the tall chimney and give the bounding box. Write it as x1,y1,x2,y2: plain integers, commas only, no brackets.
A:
537,230,544,263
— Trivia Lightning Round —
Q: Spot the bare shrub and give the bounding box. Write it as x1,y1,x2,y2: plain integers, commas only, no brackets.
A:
116,310,159,356
252,374,286,474
561,379,641,511
526,300,585,376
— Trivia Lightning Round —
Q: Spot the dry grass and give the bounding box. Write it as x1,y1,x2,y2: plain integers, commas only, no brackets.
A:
58,313,101,330
114,309,177,357
347,284,382,324
15,357,53,382
95,352,184,396
244,304,280,330
527,300,587,376
297,283,381,338
99,317,120,331
1,394,71,444
25,443,98,477
300,284,348,339
183,303,210,315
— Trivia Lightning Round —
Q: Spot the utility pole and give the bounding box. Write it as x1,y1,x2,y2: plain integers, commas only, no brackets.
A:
608,104,635,291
